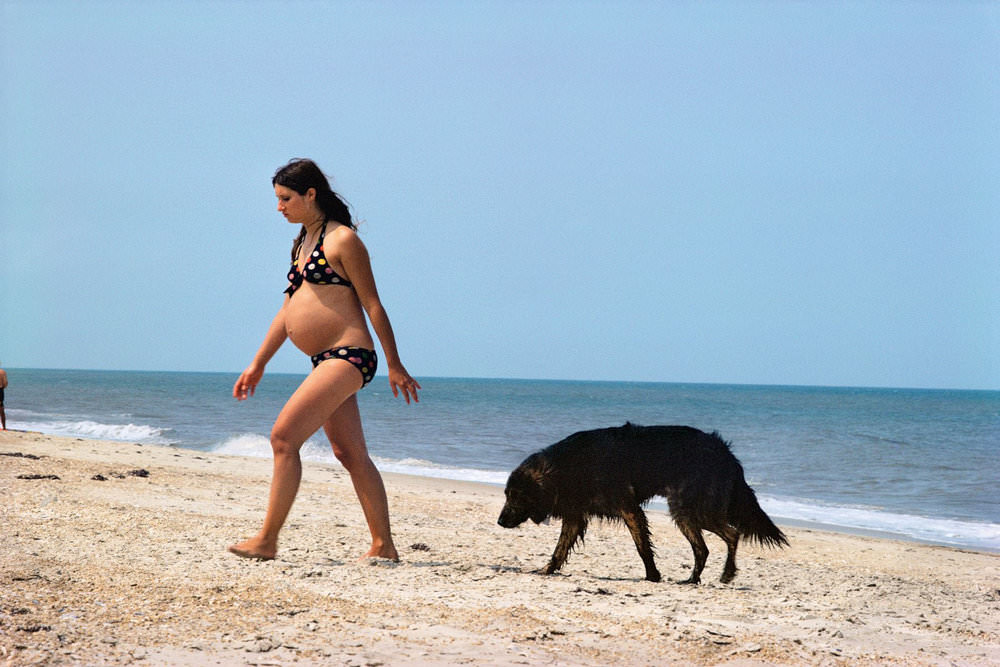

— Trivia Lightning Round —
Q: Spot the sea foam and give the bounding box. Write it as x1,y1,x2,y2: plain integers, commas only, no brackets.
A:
211,435,508,485
24,419,170,445
759,496,1000,552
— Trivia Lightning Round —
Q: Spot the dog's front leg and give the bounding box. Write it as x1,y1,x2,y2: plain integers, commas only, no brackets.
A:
542,516,587,575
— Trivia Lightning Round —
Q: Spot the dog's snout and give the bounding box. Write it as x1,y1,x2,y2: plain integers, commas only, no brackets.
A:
497,507,514,528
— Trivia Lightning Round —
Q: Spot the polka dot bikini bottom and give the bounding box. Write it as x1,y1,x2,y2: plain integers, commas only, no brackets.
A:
310,346,377,388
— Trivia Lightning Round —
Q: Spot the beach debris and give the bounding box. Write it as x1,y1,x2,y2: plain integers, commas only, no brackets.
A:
299,569,324,578
92,474,108,481
16,474,60,480
1,452,42,460
410,542,431,551
706,628,734,645
245,637,277,653
277,608,309,617
109,469,151,479
16,625,52,633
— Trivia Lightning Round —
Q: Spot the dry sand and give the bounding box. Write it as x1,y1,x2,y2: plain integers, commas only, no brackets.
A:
1,430,998,666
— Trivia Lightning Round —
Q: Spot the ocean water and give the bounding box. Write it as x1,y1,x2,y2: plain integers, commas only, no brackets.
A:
4,369,998,552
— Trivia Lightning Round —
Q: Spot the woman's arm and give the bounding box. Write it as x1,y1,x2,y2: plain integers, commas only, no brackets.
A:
337,229,421,403
233,300,289,400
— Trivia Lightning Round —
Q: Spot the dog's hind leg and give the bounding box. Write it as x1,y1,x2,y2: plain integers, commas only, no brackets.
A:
673,517,709,585
542,515,587,575
714,524,741,583
621,504,661,582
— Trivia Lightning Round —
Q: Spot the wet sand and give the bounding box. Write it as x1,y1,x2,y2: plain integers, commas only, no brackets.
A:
2,430,998,665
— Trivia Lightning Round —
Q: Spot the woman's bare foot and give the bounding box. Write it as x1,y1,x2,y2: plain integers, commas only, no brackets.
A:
361,543,399,562
228,537,276,561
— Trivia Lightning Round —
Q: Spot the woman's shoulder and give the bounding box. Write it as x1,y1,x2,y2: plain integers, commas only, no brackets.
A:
326,222,362,243
324,223,367,255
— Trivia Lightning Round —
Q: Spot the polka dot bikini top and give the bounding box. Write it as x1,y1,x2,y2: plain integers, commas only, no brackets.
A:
284,222,354,296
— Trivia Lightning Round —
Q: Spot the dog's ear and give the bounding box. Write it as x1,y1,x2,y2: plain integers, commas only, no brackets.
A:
530,508,551,524
538,486,557,524
528,453,553,481
523,452,547,473
517,453,556,524
529,476,556,524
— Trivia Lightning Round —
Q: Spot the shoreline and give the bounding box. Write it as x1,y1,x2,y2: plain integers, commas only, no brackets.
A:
763,516,1000,556
2,430,998,665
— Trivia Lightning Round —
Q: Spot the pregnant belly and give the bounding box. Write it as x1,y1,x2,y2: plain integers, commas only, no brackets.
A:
283,291,370,355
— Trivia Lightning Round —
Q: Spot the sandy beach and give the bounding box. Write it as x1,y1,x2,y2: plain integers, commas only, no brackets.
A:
1,430,998,666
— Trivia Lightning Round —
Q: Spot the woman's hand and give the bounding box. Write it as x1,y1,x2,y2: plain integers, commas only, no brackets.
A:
233,363,265,401
388,364,421,404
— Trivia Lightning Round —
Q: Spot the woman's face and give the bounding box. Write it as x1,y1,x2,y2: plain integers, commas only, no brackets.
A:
274,184,318,224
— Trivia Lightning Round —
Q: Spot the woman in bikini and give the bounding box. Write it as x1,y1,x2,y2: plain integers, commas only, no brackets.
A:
229,158,420,562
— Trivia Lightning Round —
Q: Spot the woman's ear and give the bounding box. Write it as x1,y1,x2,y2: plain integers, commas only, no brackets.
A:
306,187,317,202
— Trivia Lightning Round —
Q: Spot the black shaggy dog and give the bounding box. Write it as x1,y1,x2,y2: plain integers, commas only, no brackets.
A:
497,423,788,583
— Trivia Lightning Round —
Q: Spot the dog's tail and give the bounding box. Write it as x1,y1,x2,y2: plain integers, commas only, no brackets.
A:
729,478,789,548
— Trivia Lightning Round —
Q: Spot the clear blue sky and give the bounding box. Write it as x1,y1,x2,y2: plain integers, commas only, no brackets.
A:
2,1,997,390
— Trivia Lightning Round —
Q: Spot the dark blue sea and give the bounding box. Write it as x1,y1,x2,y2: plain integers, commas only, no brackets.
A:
5,369,998,552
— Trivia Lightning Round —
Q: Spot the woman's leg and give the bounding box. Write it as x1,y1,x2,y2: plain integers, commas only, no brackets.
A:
324,396,399,561
229,361,362,559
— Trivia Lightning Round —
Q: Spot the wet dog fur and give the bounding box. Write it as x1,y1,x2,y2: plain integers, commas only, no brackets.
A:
497,423,788,583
